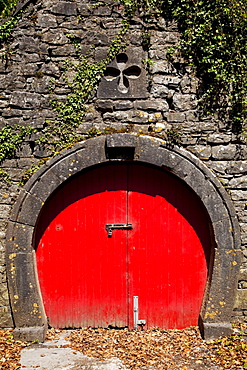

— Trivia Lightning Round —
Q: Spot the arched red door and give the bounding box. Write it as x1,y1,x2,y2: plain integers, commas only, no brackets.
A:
35,162,212,329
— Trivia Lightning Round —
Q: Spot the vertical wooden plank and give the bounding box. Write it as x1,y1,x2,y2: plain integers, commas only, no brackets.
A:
127,163,211,329
36,163,128,328
36,161,212,330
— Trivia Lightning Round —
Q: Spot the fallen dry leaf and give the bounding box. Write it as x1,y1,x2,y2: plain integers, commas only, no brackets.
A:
0,329,27,370
67,326,221,370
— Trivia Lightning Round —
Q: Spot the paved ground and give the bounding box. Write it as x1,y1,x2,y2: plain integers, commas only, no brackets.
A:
20,332,128,370
16,324,247,370
20,329,221,370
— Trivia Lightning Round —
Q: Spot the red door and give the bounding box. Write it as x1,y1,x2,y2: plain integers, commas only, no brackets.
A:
35,162,211,329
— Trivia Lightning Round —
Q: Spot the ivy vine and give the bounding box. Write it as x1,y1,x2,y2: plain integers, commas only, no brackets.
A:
0,0,17,17
35,19,130,154
121,0,247,128
0,0,247,183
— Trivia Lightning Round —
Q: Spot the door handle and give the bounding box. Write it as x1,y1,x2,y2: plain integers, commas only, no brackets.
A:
105,223,133,237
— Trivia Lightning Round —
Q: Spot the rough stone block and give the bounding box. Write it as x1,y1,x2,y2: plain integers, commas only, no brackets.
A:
150,31,180,45
17,158,39,170
16,143,32,158
40,63,60,77
96,99,114,111
42,29,68,45
207,161,229,175
129,31,142,46
16,194,43,226
180,75,192,93
234,290,247,309
166,112,185,123
150,61,175,74
51,2,77,15
0,306,13,328
84,32,109,46
212,145,237,160
201,322,233,340
151,85,169,98
13,326,47,342
51,44,76,56
134,100,169,112
229,175,247,189
207,133,231,144
187,145,212,160
21,63,39,76
10,92,41,109
0,283,10,305
2,108,23,118
227,161,247,175
212,219,234,250
29,168,61,204
0,205,11,220
6,222,34,254
114,101,134,110
153,75,181,87
76,123,93,134
7,252,45,328
173,93,198,111
19,37,40,53
106,134,137,148
103,111,131,121
93,5,112,16
37,13,57,28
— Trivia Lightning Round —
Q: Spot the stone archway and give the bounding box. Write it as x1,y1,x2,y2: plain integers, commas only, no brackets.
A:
6,134,241,341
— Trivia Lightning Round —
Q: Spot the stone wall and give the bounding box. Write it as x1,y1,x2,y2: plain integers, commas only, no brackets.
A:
0,0,246,327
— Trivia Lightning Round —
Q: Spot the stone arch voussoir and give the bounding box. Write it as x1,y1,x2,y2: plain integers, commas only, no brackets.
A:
6,134,241,341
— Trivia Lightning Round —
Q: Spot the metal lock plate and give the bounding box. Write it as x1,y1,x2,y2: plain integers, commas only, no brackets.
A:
105,223,133,237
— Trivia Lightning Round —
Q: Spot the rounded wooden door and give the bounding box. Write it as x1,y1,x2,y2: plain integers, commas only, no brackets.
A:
35,162,212,329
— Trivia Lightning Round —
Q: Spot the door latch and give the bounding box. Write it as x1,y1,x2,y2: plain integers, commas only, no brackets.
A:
105,223,133,237
134,296,146,330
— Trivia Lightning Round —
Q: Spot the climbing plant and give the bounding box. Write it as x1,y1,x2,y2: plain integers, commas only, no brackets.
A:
0,0,17,16
121,0,247,127
0,0,247,182
36,19,130,153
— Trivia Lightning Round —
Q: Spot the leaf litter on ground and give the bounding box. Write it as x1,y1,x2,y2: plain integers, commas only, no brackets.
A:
67,326,219,370
67,324,247,370
1,324,247,369
0,330,27,370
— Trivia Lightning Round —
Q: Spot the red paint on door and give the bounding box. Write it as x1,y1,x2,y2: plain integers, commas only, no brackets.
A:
35,162,211,329
127,165,211,329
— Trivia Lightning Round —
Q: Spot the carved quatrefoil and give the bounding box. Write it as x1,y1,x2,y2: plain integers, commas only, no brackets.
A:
97,50,148,99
